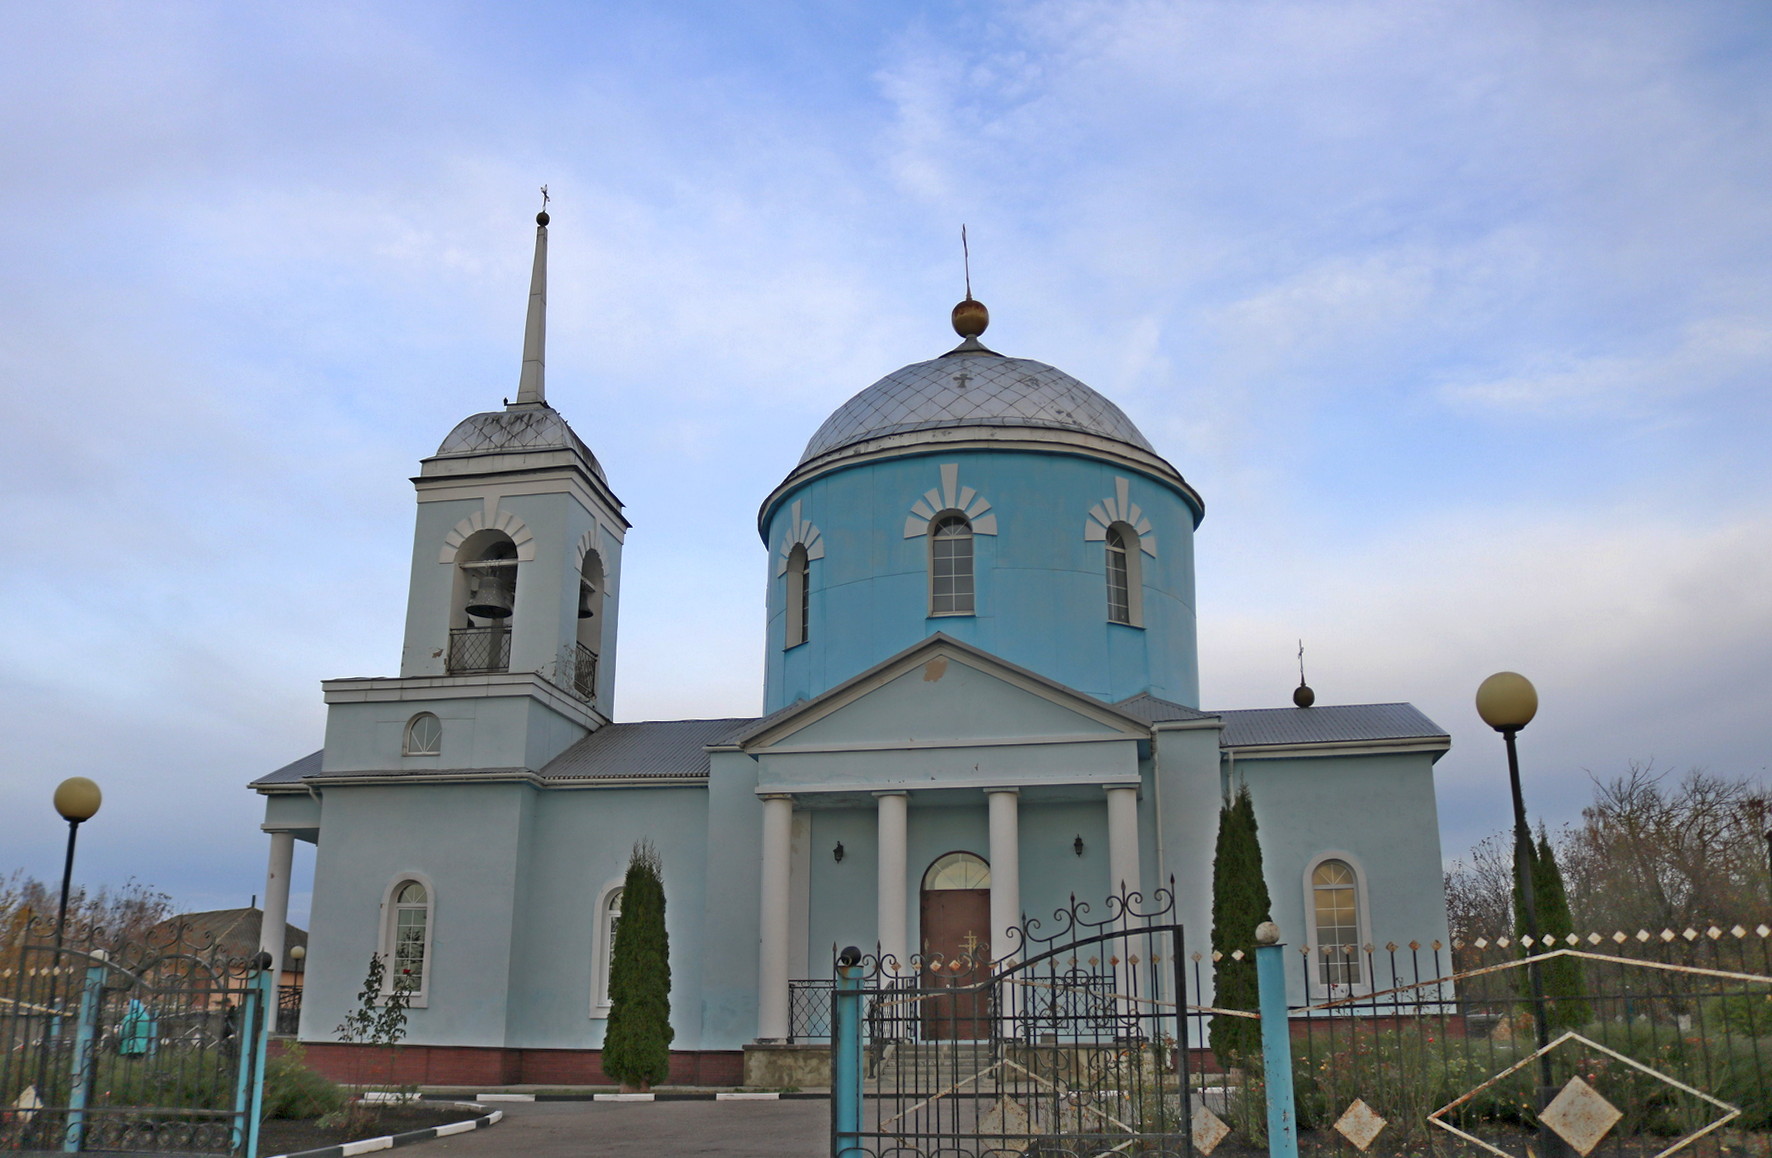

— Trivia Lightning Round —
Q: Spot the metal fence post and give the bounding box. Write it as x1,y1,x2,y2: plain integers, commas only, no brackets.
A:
831,947,863,1158
62,956,106,1153
1255,923,1297,1158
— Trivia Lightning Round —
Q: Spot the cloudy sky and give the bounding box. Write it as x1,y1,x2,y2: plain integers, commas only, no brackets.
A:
2,2,1767,926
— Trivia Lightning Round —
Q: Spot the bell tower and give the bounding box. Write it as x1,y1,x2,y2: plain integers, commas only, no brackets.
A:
318,205,626,775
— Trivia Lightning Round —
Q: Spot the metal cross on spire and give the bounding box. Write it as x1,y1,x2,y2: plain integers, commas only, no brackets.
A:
540,184,550,211
961,224,973,300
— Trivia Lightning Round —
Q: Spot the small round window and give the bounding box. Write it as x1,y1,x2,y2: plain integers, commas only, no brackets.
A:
404,713,442,756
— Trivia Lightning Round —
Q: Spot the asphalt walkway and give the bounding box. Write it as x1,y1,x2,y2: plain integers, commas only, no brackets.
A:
425,1098,830,1158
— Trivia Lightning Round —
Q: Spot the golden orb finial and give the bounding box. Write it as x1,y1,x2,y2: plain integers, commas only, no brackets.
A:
952,297,989,338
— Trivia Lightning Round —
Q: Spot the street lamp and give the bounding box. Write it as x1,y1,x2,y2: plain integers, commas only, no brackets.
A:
1475,672,1562,1146
51,778,102,955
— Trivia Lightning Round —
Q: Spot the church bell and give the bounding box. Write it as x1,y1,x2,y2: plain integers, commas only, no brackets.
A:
577,578,597,619
465,569,515,619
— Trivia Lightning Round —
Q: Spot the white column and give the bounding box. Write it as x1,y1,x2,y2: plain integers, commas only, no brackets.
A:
757,794,795,1041
875,792,909,979
1106,786,1141,904
987,789,1020,963
259,832,295,991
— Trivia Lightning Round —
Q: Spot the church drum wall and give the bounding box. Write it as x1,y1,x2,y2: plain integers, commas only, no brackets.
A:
763,450,1200,712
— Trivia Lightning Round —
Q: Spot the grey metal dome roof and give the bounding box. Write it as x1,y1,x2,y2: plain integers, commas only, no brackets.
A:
801,351,1155,464
433,405,605,479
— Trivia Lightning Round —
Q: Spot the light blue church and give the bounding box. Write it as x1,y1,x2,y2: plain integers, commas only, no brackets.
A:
250,214,1453,1085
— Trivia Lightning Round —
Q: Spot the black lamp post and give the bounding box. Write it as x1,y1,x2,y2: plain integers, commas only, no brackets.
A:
1475,672,1563,1148
51,778,103,957
40,777,101,1105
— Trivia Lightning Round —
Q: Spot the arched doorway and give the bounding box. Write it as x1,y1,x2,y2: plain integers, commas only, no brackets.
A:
919,852,991,1040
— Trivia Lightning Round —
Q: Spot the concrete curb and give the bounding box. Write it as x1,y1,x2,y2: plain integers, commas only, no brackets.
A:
263,1105,502,1158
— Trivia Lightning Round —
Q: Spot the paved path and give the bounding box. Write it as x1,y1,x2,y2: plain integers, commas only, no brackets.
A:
426,1098,830,1158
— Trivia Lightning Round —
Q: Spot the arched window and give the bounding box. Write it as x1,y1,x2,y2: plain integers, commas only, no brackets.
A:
592,885,623,1012
1105,523,1144,626
929,513,975,616
922,852,991,891
1308,857,1365,988
382,877,432,1002
403,713,441,756
784,543,810,649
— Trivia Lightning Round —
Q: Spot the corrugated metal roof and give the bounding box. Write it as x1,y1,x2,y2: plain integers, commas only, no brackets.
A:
252,749,322,788
1113,694,1216,724
1216,703,1447,748
539,718,756,780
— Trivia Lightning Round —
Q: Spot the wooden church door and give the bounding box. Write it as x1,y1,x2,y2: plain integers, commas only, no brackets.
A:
919,853,992,1040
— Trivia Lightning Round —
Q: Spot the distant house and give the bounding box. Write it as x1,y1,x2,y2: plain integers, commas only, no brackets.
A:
156,907,309,1007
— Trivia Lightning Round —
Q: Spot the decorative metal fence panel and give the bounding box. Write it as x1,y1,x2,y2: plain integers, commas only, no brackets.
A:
1180,926,1772,1158
446,626,510,674
846,888,1192,1158
0,920,271,1155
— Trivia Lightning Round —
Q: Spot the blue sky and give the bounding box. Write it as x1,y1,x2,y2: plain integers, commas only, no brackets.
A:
2,2,1768,926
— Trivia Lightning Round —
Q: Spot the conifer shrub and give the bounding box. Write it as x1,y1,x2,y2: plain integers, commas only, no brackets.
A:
1209,784,1271,1065
1513,829,1589,1030
602,841,672,1091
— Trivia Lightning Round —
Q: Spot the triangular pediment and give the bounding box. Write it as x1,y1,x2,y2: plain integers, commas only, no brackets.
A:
738,634,1149,752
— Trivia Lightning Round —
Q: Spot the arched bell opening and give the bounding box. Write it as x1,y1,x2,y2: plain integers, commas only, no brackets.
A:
570,551,605,701
448,530,518,674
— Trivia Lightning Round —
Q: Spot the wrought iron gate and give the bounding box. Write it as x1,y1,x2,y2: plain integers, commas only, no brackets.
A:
843,887,1192,1158
1,920,272,1155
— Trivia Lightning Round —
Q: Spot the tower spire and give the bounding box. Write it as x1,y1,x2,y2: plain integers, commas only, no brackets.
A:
514,187,550,407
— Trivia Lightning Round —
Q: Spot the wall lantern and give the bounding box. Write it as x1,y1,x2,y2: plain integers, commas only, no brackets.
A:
1073,834,1085,857
833,841,845,863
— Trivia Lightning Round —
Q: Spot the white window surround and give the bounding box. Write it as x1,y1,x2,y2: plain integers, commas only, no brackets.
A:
1104,522,1145,628
928,512,976,616
589,878,624,1017
1301,851,1374,997
378,872,435,1007
403,713,442,756
784,543,810,649
903,463,998,539
1083,477,1158,557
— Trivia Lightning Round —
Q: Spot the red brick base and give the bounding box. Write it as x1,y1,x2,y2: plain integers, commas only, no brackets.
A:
276,1041,744,1088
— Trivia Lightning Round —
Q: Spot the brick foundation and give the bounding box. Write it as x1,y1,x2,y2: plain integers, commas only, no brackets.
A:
280,1041,744,1088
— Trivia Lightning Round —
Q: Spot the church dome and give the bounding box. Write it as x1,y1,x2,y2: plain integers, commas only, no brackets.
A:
800,351,1156,466
433,405,605,480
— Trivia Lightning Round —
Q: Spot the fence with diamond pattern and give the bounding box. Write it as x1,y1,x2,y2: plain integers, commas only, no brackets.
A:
1181,924,1772,1158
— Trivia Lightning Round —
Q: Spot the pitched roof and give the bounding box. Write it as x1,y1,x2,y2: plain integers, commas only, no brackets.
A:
537,718,756,781
1215,703,1448,748
154,908,306,958
1112,693,1217,724
252,749,322,788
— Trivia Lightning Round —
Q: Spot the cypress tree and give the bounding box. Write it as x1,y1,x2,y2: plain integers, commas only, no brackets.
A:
1514,829,1588,1031
1209,784,1271,1065
603,841,672,1091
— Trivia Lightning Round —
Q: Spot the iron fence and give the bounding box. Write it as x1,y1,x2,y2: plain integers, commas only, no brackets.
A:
846,886,1192,1158
791,979,836,1043
568,643,598,702
0,918,271,1154
1179,925,1772,1158
447,626,510,674
275,984,301,1037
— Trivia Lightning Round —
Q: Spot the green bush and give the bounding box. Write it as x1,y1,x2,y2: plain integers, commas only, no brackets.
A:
261,1043,347,1120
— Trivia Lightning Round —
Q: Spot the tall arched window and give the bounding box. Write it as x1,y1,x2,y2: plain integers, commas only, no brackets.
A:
784,543,810,648
592,885,623,1012
1105,523,1144,626
1309,857,1364,987
929,513,975,616
383,877,433,1002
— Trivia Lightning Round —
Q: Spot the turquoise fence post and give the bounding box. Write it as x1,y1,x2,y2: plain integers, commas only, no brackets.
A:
831,946,864,1158
1255,922,1298,1158
232,953,274,1158
246,962,274,1158
63,955,107,1153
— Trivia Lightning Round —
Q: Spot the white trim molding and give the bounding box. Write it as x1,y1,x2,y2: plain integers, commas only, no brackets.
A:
589,876,625,1017
438,498,537,563
1084,477,1157,557
775,500,826,576
904,463,998,538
